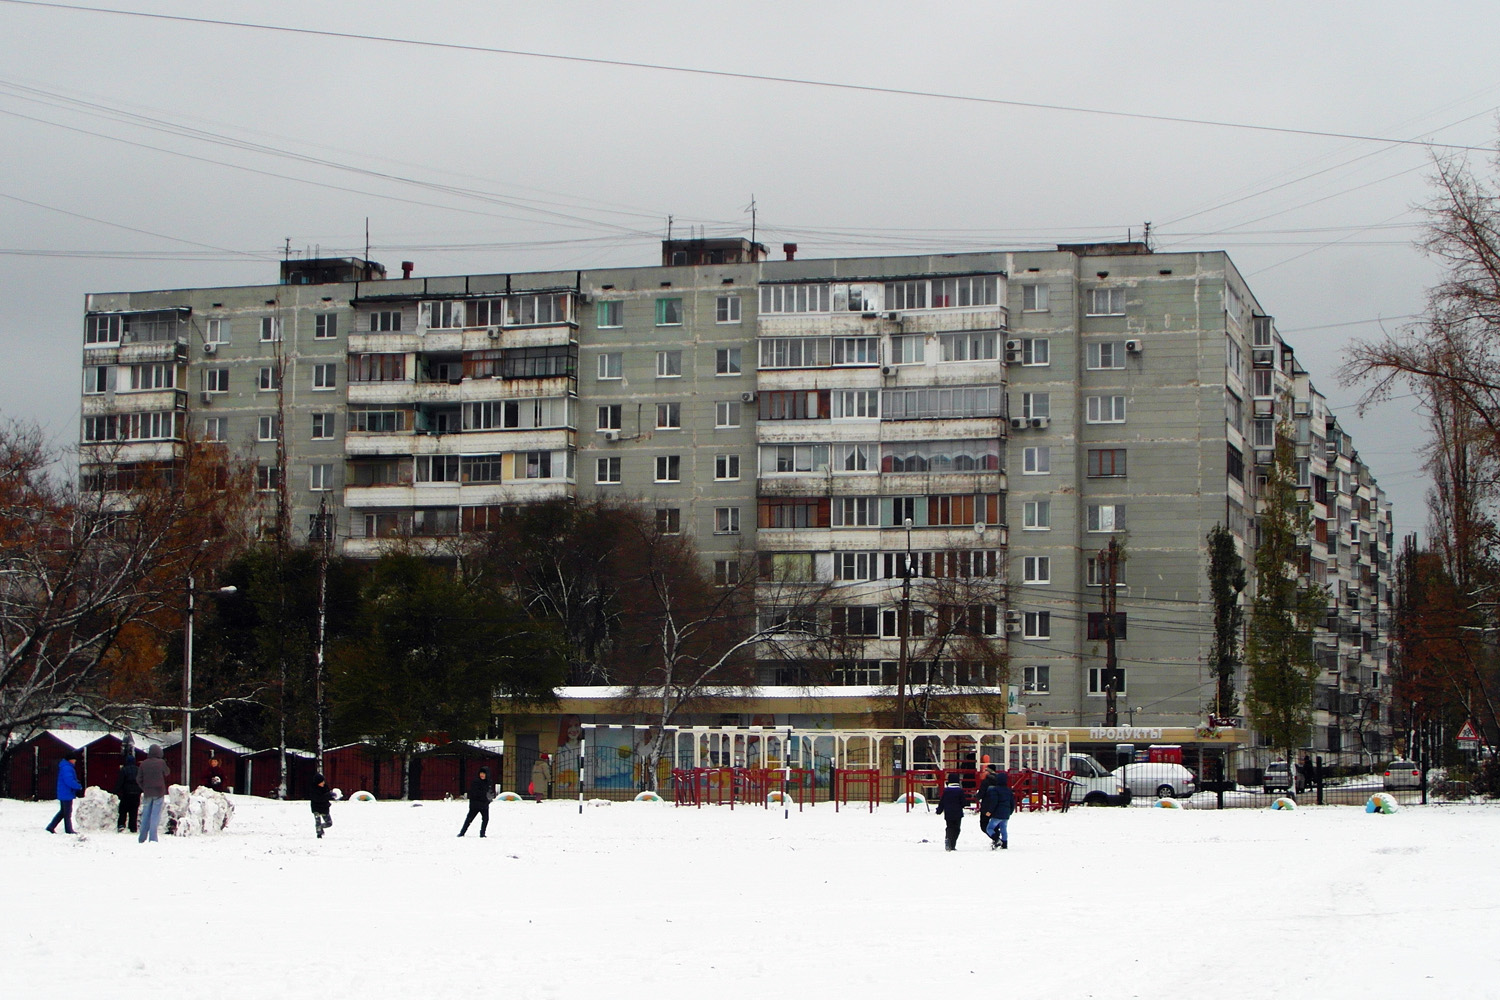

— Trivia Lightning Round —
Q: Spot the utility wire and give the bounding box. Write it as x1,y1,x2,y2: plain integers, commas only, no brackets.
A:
2,0,1495,152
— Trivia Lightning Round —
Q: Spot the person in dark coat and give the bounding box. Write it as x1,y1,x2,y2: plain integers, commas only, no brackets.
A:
981,770,1017,850
310,773,333,838
45,751,83,834
458,766,494,837
975,765,999,839
934,775,969,851
202,756,228,794
137,744,170,843
115,753,142,833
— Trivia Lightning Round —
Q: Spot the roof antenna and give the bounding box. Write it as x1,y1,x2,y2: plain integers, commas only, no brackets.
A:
1142,221,1153,250
667,215,674,241
365,217,370,262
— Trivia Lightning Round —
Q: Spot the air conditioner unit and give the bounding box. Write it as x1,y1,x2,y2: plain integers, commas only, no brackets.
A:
885,311,900,321
1005,621,1023,634
1005,339,1022,352
1125,339,1141,353
202,342,218,355
602,430,620,442
485,326,501,339
1005,610,1023,624
1009,416,1027,430
1030,416,1050,429
861,311,878,320
741,391,758,403
199,392,212,405
880,365,894,376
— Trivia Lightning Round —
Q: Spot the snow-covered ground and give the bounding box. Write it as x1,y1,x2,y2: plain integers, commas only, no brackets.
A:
3,792,1494,999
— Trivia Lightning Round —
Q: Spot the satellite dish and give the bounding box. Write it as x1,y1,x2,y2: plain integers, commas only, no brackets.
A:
974,522,987,536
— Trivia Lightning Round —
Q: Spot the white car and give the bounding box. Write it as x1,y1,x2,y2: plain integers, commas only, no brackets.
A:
1115,762,1197,799
1064,753,1130,806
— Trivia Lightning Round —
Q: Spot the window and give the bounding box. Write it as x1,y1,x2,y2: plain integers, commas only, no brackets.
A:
1087,287,1126,316
883,386,1001,420
715,454,740,480
760,498,829,529
257,367,280,391
832,337,880,365
932,275,999,307
716,401,741,428
655,455,680,482
1252,369,1274,398
833,390,878,418
1253,418,1275,448
716,295,741,323
206,318,229,344
310,463,333,491
657,402,681,429
85,314,122,345
126,364,175,391
939,332,999,361
1022,285,1049,312
312,363,337,390
655,508,680,534
714,507,740,534
506,293,569,326
598,405,622,431
1227,444,1244,483
521,451,554,479
832,607,881,637
656,298,683,326
714,560,740,586
834,552,878,581
427,301,465,329
1023,500,1050,530
716,347,742,376
1023,611,1051,640
1088,667,1128,695
1020,338,1049,366
369,310,402,332
1021,392,1050,419
836,443,876,473
350,354,405,382
760,444,831,474
656,350,682,377
884,280,928,311
259,317,280,342
1023,556,1051,584
759,337,832,369
597,352,622,380
415,455,461,483
880,607,926,639
204,368,229,393
1086,395,1127,423
201,416,226,442
891,334,926,365
1087,342,1127,369
1022,446,1050,474
1023,665,1050,694
1226,391,1243,427
759,283,831,314
833,497,879,527
1087,504,1126,532
311,412,335,439
1086,613,1128,641
254,465,281,492
82,366,110,395
760,389,827,420
597,300,623,328
257,415,279,441
882,439,1001,473
349,410,404,433
1087,449,1126,477
596,457,621,484
1086,556,1127,587
314,314,337,340
82,415,117,442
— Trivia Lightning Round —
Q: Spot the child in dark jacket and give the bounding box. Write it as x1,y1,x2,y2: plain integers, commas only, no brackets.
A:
310,773,333,838
981,770,1017,849
934,776,969,851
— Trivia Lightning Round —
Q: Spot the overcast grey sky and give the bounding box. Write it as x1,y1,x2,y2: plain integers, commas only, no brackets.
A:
4,0,1498,539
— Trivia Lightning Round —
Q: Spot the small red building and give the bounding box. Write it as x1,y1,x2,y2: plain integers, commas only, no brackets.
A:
244,747,317,799
322,742,405,800
161,733,252,793
3,729,165,800
412,740,504,800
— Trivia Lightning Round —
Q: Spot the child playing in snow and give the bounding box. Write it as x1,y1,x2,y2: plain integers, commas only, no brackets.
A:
981,770,1016,850
935,774,969,851
311,773,333,838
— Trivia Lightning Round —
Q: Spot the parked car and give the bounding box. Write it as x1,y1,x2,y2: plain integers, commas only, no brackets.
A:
1383,760,1422,790
1262,760,1305,794
1115,762,1197,798
1064,753,1130,806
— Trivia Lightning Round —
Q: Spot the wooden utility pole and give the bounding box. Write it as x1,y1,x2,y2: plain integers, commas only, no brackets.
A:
1102,537,1120,727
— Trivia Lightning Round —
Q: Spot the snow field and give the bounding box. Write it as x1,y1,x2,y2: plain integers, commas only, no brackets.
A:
2,794,1495,999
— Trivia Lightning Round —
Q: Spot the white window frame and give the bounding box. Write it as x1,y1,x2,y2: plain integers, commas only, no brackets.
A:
206,318,229,344
714,454,740,481
257,415,279,442
597,300,623,329
655,455,681,483
714,506,741,534
716,295,741,324
259,316,281,342
716,347,742,376
1022,446,1050,475
1087,504,1126,532
311,412,335,440
1087,287,1126,317
657,402,682,430
1087,342,1127,370
314,314,337,340
656,350,682,378
1088,667,1128,696
1022,285,1049,312
1022,555,1051,584
1086,395,1127,423
1022,611,1050,640
1021,338,1049,366
1021,392,1050,419
258,367,280,391
312,363,337,390
597,352,622,380
1022,500,1050,530
309,463,334,492
716,401,741,428
598,405,622,431
1023,665,1050,694
202,416,226,442
596,456,621,484
204,368,229,394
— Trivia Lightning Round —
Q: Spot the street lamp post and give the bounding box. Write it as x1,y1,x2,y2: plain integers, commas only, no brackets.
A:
183,576,236,791
895,516,913,731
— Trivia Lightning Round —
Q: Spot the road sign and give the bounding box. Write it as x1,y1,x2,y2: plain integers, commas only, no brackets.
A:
1457,719,1482,744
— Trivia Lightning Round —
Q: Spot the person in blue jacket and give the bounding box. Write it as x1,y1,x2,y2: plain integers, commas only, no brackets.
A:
935,774,969,851
45,750,83,834
982,770,1016,850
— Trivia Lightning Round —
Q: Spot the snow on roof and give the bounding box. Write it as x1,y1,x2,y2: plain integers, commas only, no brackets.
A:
552,685,899,700
158,732,254,754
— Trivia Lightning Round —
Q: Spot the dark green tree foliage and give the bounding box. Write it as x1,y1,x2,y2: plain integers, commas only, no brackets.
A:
1207,524,1246,718
1246,430,1327,756
329,554,563,752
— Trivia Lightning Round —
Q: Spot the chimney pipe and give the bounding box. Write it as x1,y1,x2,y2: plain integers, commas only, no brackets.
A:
401,261,414,279
783,243,798,261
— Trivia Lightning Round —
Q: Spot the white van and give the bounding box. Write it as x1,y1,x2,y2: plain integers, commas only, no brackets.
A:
1065,753,1130,806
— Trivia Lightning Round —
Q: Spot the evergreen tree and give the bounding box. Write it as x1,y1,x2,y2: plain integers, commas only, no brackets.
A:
1207,524,1246,719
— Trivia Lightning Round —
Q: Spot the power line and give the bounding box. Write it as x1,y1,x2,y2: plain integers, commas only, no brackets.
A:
3,0,1495,152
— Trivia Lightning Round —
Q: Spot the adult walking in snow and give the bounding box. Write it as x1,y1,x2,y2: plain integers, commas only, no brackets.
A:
137,744,170,843
115,751,142,834
530,754,552,801
458,766,495,837
981,770,1016,850
975,765,999,839
935,774,969,851
45,750,83,834
311,773,333,838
